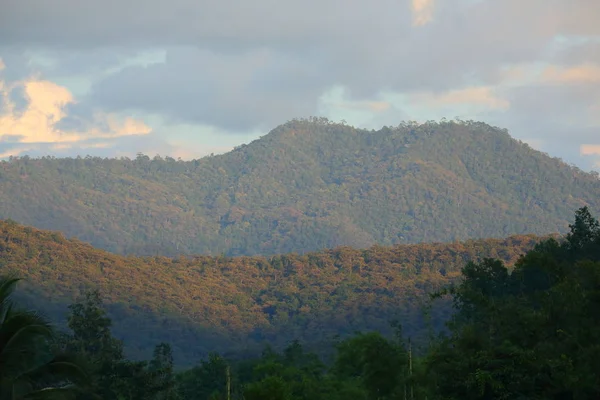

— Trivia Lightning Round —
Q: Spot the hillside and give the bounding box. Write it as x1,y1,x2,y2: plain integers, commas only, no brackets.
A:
0,219,549,366
0,118,597,257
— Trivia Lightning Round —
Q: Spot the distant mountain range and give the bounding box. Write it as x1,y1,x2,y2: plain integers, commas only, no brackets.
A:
1,219,548,365
0,118,597,256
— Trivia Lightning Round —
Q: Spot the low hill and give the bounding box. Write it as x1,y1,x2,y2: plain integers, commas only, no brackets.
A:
0,219,549,366
0,118,597,256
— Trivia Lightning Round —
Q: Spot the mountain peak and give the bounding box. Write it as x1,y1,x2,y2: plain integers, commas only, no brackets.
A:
0,118,598,256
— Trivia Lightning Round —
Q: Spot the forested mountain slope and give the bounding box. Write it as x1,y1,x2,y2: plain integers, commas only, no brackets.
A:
0,219,549,365
0,118,597,256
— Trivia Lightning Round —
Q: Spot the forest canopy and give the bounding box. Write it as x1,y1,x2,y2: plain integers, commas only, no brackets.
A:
0,217,547,365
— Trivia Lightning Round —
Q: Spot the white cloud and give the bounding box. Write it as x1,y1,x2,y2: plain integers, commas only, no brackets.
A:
0,62,151,157
411,0,436,26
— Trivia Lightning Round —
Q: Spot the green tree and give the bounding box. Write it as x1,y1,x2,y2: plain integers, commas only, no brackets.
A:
331,332,407,400
426,207,600,399
176,353,228,400
148,343,178,400
63,290,124,400
243,376,292,400
64,291,176,400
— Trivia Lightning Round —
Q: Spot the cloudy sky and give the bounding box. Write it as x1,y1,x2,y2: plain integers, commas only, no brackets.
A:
1,0,599,170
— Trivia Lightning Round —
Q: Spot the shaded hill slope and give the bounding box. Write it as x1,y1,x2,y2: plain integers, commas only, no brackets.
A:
0,118,596,256
0,219,550,366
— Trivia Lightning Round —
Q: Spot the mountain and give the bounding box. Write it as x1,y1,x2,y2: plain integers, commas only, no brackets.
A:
0,218,548,366
0,118,597,257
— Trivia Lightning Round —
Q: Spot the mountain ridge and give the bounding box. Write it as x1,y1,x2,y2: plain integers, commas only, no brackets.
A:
0,118,598,256
0,217,551,365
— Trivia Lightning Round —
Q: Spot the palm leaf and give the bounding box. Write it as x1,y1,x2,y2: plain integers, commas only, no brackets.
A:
1,312,54,378
20,386,79,400
0,276,20,302
0,276,21,323
23,356,91,387
2,320,54,353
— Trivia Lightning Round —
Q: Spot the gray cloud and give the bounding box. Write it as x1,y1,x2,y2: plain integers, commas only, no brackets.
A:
0,0,412,51
0,49,37,82
484,80,600,169
34,48,143,76
550,40,600,66
52,102,110,132
0,1,588,89
0,135,25,143
503,83,600,129
7,84,29,118
0,138,27,156
87,46,331,130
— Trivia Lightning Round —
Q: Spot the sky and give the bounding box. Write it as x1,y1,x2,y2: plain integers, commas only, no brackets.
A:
0,0,599,170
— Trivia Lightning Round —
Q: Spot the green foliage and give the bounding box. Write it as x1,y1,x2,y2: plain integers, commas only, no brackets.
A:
148,343,178,400
58,292,177,400
66,290,124,364
243,376,292,400
425,206,600,399
0,119,597,257
176,332,415,400
331,332,406,400
177,354,228,400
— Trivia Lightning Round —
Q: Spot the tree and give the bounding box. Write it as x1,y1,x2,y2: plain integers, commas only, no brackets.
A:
331,332,407,400
63,290,180,400
243,376,292,400
0,276,90,400
176,353,228,400
425,207,600,399
66,290,123,362
62,290,124,400
148,343,178,400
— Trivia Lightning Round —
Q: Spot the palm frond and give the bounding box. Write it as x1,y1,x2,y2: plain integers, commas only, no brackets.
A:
0,276,21,303
24,356,92,387
19,386,80,400
1,319,54,358
0,276,21,320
